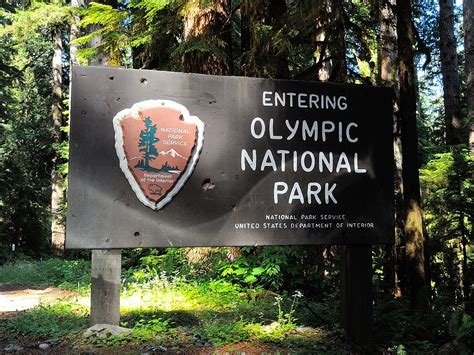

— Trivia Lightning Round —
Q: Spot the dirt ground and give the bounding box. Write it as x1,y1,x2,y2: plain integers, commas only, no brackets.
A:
0,284,76,319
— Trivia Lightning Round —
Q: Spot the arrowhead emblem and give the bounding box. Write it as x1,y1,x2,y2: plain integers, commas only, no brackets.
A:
113,100,204,210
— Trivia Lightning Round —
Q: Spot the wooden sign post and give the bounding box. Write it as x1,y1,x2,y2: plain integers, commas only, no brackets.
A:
341,245,373,345
90,250,121,326
67,66,394,343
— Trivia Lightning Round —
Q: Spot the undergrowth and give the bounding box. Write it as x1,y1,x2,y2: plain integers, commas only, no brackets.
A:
0,257,90,291
1,256,473,353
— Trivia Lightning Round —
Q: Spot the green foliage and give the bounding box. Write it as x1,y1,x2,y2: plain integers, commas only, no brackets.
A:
448,311,474,353
75,0,182,68
216,246,340,298
129,0,172,25
0,1,72,40
0,257,90,290
218,246,296,289
75,2,128,65
5,302,88,339
344,0,378,84
190,319,249,346
420,148,473,302
373,295,474,353
0,0,473,352
122,248,190,289
0,0,71,258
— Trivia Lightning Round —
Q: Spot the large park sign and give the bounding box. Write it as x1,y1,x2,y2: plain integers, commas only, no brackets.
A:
66,66,394,249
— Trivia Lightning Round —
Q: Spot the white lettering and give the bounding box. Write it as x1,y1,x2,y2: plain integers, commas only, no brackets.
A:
274,182,288,204
251,117,265,139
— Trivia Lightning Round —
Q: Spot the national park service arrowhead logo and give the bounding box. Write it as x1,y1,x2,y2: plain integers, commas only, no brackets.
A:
113,100,204,210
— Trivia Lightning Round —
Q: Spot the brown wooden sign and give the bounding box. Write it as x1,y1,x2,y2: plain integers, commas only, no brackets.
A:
66,66,394,249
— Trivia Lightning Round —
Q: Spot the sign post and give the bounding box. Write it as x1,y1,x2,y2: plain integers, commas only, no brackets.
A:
67,66,394,343
90,250,121,326
341,245,373,345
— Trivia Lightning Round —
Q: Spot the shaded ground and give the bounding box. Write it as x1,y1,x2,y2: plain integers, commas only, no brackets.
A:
0,336,294,354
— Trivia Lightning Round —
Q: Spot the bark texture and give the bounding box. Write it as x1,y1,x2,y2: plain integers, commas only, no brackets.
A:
182,0,236,261
379,0,403,296
439,0,463,144
51,29,64,255
315,0,346,82
396,0,430,311
463,0,473,311
183,0,232,75
465,0,474,152
70,0,87,66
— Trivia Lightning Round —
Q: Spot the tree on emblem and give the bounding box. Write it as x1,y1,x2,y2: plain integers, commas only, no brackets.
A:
135,117,160,172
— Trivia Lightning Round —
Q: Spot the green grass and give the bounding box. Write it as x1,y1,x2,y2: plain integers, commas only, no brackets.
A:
4,302,89,339
0,258,90,291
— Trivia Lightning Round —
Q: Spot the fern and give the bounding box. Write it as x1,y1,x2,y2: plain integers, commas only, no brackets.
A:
129,0,172,25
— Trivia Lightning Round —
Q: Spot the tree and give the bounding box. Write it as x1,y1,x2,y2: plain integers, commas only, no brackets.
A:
379,0,404,295
465,0,474,153
136,117,159,171
0,1,69,256
51,24,65,254
240,0,290,78
182,0,232,75
314,0,346,82
70,0,87,67
397,0,430,310
463,0,474,310
439,0,462,145
0,1,71,255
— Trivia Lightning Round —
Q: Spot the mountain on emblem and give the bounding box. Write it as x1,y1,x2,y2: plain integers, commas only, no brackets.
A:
113,100,204,210
159,148,186,159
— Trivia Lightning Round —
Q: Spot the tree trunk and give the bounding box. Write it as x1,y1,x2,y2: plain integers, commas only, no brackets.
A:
240,0,251,76
465,0,474,153
183,0,232,75
51,29,65,255
379,0,404,296
463,0,474,313
396,0,430,311
182,0,234,261
439,0,463,144
312,0,346,278
315,0,346,82
70,0,85,67
380,0,398,88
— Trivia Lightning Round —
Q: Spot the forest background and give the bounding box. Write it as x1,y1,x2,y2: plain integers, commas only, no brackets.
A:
0,0,473,352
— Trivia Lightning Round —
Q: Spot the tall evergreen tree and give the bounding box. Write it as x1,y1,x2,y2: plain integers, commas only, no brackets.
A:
397,0,430,310
314,0,346,82
379,0,404,296
465,0,474,152
51,25,65,254
439,0,462,145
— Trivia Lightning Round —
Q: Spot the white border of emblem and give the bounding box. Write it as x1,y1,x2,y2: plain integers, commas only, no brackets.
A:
113,100,204,210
